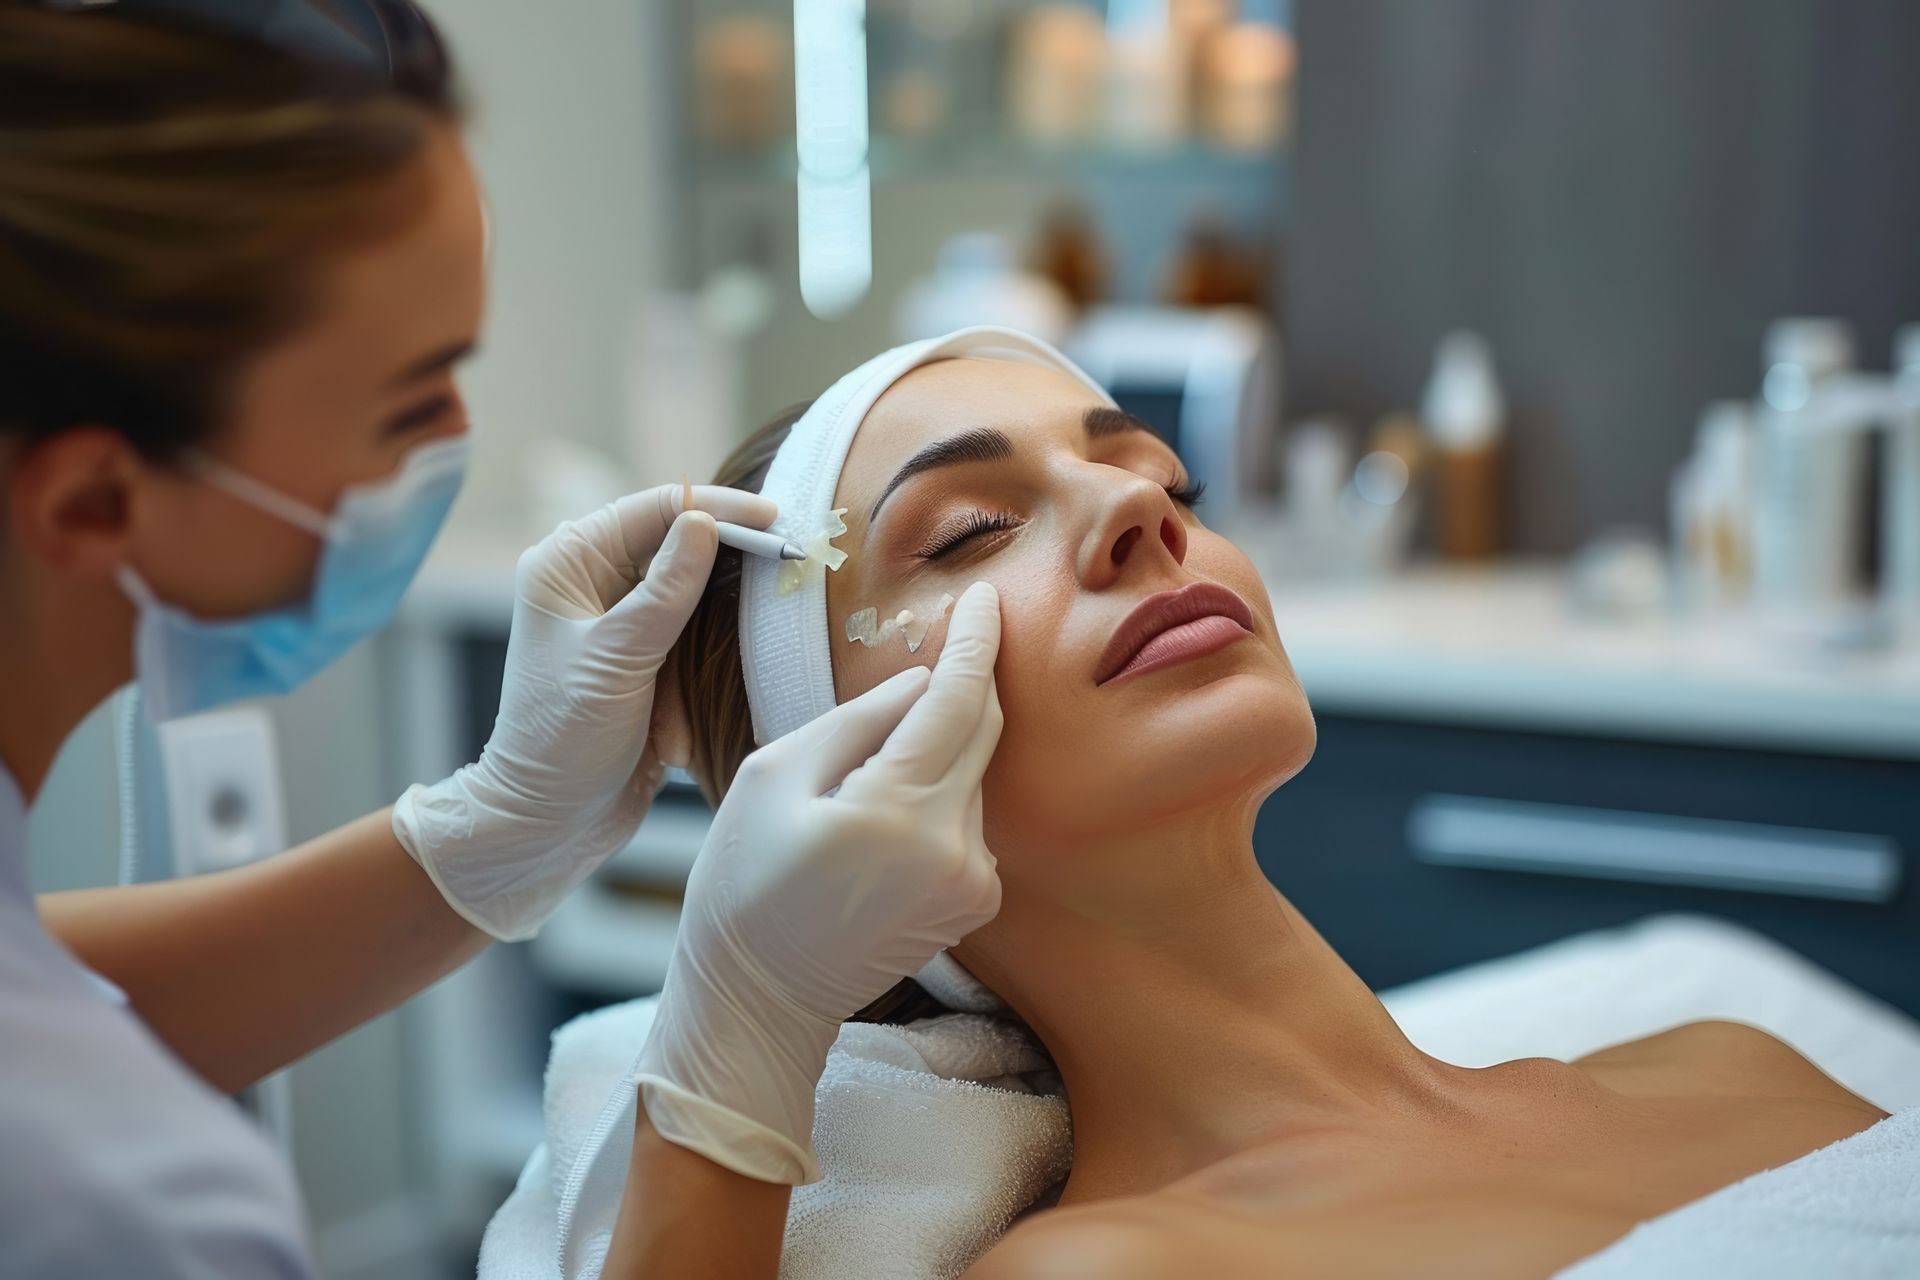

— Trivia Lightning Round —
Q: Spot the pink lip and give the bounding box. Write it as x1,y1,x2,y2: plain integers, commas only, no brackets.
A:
1094,582,1256,686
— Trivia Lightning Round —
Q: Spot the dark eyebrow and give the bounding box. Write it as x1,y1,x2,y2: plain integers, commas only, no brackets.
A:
1082,405,1155,440
386,339,477,390
867,426,1015,522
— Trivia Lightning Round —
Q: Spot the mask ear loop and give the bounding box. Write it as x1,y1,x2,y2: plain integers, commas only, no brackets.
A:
184,451,336,540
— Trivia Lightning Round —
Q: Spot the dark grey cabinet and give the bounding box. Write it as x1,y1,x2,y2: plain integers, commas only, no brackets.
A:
1257,715,1920,1016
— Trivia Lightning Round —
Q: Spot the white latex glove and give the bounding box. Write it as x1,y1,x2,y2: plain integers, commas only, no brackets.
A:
392,483,777,941
635,580,1006,1185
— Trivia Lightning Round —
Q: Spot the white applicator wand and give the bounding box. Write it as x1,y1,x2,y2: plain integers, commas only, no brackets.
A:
716,521,809,562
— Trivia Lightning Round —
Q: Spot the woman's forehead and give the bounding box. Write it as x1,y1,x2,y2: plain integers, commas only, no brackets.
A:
837,357,1107,498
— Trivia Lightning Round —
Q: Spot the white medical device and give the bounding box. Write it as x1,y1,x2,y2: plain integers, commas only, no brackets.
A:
1751,319,1920,640
115,690,296,1149
1066,305,1283,528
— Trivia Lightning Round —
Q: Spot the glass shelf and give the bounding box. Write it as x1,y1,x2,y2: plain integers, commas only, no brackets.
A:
695,134,1285,188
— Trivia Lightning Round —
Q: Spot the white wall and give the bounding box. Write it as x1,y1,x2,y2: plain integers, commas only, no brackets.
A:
438,0,678,545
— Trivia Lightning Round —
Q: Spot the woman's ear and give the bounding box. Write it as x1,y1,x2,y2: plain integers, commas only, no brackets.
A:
6,426,141,576
650,650,693,769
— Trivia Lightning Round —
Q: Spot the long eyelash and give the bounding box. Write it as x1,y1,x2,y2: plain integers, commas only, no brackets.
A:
1166,477,1207,507
917,510,1021,560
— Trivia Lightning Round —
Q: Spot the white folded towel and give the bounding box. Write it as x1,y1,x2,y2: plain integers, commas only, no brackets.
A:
1556,1106,1920,1279
477,998,1071,1280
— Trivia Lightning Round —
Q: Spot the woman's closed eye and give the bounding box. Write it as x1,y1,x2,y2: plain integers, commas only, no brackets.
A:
917,509,1023,561
914,477,1205,562
1167,476,1206,507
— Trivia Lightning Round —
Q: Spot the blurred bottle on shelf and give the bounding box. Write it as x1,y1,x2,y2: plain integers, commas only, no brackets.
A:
1194,4,1296,150
1030,197,1108,313
1339,447,1417,578
1170,0,1235,48
1006,3,1107,146
1280,417,1351,569
895,231,1074,345
1668,401,1755,614
873,0,985,142
1163,212,1266,308
1271,417,1415,580
878,66,949,140
1367,412,1430,486
1747,317,1920,648
1420,331,1507,560
695,16,787,149
1105,0,1186,147
1170,0,1233,121
1751,318,1861,630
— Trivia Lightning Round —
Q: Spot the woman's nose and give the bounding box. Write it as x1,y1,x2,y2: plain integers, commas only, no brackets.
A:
1080,472,1188,587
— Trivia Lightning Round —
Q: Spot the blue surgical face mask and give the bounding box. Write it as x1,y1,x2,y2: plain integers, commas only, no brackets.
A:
118,435,470,722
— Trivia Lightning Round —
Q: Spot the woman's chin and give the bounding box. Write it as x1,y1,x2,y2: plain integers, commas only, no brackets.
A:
1156,682,1313,790
986,652,1313,846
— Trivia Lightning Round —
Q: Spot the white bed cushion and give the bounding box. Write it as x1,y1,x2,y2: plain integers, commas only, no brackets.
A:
482,913,1920,1279
1380,912,1920,1111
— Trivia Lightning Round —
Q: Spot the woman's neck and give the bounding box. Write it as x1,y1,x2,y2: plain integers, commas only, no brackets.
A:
964,815,1457,1205
0,550,132,800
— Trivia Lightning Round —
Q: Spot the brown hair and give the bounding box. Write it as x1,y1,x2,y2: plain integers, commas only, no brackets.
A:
674,401,947,1026
0,2,459,458
674,402,809,808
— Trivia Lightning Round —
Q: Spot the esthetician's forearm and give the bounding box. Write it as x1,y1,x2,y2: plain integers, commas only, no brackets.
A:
38,807,487,1092
602,1111,792,1279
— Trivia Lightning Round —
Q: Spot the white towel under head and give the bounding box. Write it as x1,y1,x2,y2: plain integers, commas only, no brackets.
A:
914,951,1005,1015
481,995,1071,1280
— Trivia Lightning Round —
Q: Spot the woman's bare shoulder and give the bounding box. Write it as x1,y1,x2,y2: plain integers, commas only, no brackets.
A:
1576,1019,1886,1116
961,1199,1217,1280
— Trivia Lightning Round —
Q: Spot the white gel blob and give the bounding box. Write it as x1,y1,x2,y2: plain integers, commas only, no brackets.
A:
845,606,879,646
844,591,956,652
777,507,850,595
844,607,910,647
902,592,956,653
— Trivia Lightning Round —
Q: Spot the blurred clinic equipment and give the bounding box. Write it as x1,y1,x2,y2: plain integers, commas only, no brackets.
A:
1664,319,1920,649
894,232,1073,346
1066,304,1282,530
1749,319,1920,646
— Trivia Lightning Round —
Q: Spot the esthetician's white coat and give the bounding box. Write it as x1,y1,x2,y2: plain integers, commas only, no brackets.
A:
0,762,313,1279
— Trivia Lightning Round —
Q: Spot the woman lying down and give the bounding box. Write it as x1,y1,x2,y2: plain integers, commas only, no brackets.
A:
597,328,1889,1278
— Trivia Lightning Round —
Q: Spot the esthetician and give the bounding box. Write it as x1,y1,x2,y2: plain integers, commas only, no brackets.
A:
0,3,1002,1274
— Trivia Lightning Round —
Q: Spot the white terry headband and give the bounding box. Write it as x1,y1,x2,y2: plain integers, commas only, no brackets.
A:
739,325,1115,747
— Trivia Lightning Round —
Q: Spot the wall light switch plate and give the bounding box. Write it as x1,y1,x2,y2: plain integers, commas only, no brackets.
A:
157,705,288,875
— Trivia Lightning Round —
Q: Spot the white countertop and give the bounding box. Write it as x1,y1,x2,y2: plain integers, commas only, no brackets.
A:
1271,565,1920,762
401,537,1920,762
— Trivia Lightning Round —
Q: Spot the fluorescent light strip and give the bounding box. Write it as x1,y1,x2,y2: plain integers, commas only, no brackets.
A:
794,0,872,318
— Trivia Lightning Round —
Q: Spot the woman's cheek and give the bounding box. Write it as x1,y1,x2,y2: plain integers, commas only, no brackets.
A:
833,635,920,707
978,603,1056,774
